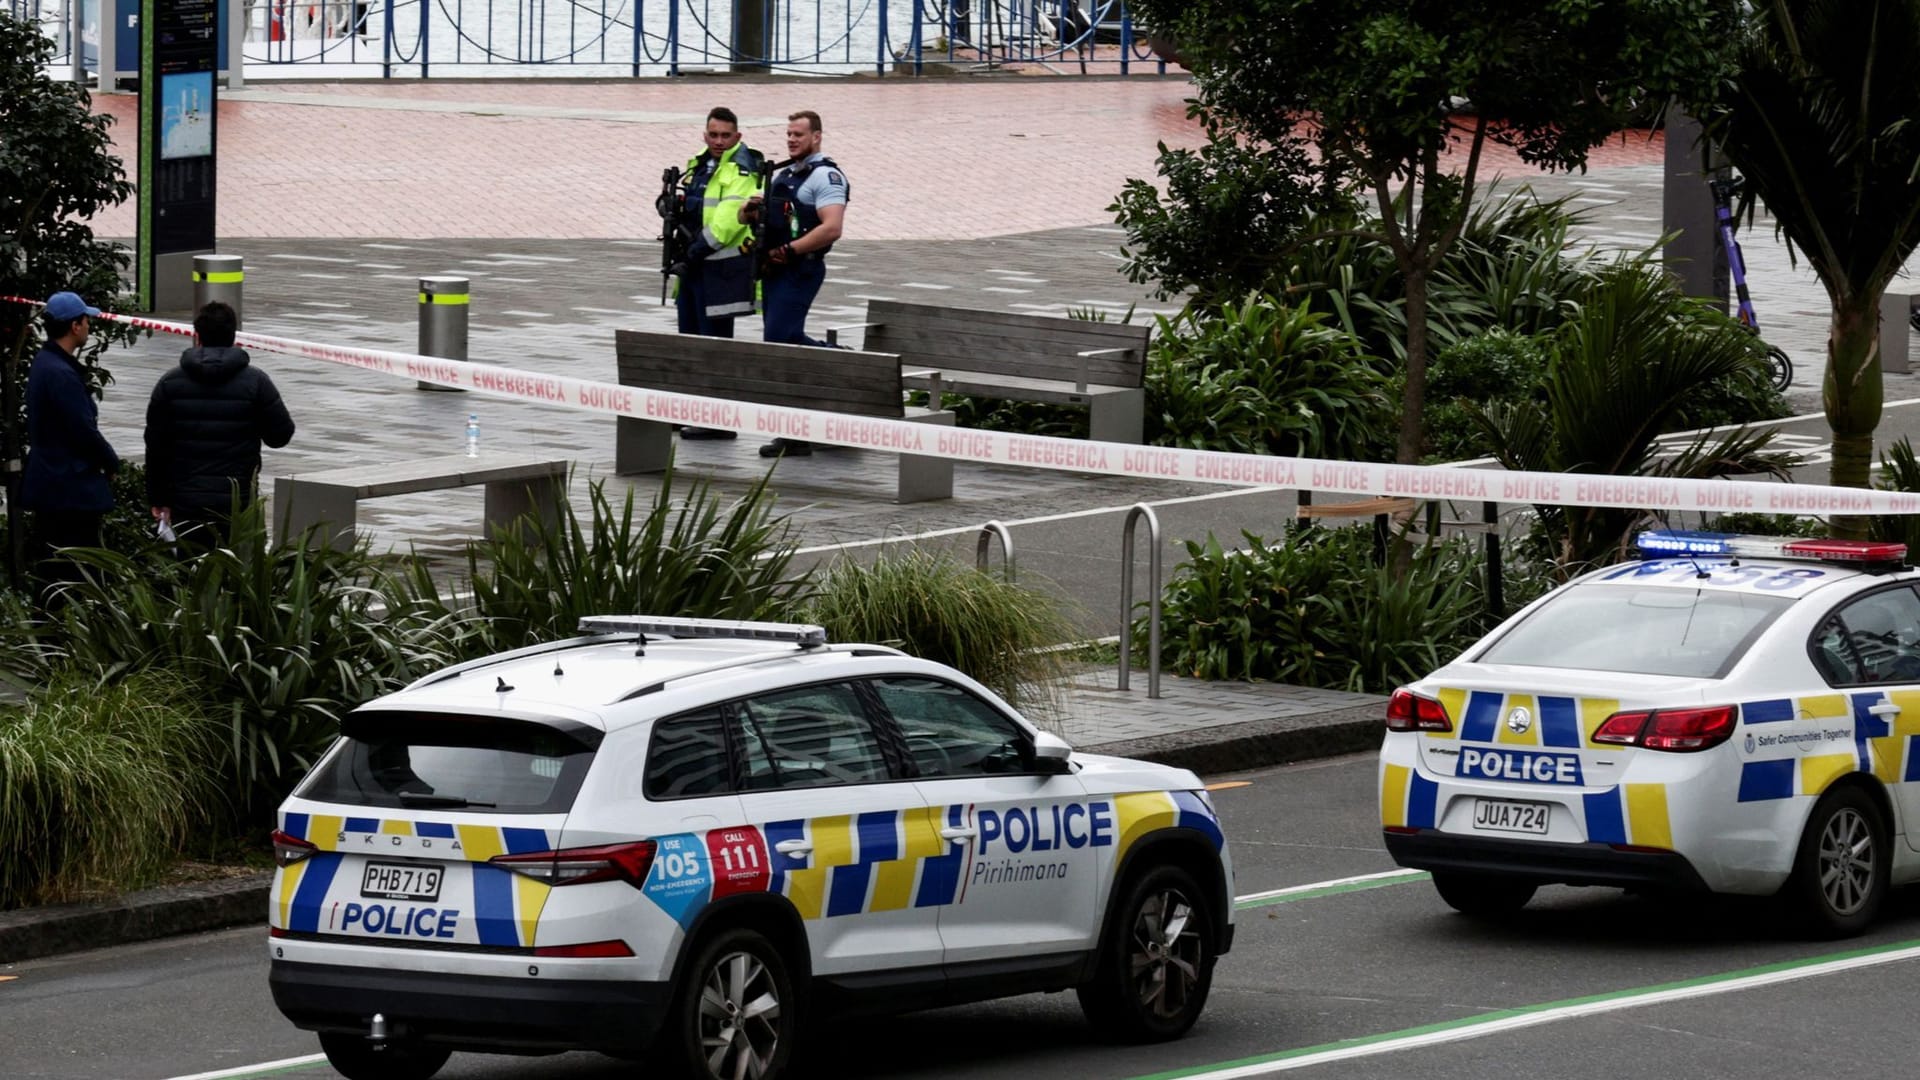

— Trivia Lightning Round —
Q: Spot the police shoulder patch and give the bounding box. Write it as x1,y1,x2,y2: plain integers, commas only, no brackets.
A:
827,171,845,186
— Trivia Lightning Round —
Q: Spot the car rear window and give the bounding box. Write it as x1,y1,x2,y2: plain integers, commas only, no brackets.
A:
1475,583,1793,678
297,711,599,814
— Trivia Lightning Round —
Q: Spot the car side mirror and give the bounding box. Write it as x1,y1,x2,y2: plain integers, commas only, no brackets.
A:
1031,731,1073,774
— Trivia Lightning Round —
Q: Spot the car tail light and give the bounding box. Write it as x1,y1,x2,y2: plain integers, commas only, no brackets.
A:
492,840,657,888
272,829,318,867
534,939,637,958
1386,689,1452,733
1591,706,1736,752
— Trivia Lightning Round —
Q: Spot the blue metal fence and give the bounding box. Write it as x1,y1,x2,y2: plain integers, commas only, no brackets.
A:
15,0,1167,79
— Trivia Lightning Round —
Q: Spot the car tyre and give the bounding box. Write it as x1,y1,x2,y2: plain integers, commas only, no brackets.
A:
316,1033,451,1080
1785,784,1888,939
1077,864,1216,1043
668,926,797,1080
1431,872,1537,917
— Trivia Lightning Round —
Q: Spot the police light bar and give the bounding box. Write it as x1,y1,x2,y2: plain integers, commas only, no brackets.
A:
1635,530,1907,565
577,615,829,647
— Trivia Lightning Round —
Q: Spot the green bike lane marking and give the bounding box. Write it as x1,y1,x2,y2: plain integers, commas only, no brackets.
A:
1133,936,1920,1079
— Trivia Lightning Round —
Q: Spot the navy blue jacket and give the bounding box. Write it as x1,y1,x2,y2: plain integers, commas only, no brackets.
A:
22,340,117,514
145,346,296,512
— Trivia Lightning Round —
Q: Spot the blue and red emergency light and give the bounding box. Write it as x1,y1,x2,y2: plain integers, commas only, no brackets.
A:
1636,529,1907,565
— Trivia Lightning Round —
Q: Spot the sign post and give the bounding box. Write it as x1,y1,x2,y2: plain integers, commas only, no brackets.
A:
136,0,219,312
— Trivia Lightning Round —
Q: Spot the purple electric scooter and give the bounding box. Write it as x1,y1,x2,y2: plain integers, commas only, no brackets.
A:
1709,175,1794,392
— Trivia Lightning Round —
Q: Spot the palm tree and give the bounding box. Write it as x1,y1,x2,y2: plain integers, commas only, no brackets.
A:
1691,0,1920,532
1474,264,1793,574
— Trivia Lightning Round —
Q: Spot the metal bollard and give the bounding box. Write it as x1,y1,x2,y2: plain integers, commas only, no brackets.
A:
192,254,245,326
417,276,469,391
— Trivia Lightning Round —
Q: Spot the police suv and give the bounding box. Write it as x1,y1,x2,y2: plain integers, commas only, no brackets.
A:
269,617,1234,1080
1381,531,1920,937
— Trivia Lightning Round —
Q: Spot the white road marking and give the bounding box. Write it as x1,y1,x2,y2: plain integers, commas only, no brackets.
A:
982,286,1033,294
498,310,552,318
845,294,899,302
268,254,355,263
359,242,416,250
834,279,873,286
295,273,345,280
900,282,954,290
354,263,403,269
163,1052,326,1079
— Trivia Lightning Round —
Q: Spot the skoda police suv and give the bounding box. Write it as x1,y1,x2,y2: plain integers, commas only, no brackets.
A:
268,617,1234,1080
1381,531,1920,938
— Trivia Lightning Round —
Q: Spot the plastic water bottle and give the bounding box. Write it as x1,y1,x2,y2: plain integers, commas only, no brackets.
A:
465,413,480,458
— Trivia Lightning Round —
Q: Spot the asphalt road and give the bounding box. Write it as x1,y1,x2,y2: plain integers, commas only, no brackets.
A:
8,753,1920,1080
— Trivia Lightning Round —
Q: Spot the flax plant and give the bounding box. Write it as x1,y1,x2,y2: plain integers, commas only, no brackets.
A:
400,465,810,654
803,548,1078,727
0,670,216,908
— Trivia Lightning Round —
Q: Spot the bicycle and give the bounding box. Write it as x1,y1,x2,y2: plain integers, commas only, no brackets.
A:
1709,175,1794,392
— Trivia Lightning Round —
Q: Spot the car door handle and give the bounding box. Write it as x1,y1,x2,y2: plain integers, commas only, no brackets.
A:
939,827,977,841
774,840,813,856
1869,701,1902,718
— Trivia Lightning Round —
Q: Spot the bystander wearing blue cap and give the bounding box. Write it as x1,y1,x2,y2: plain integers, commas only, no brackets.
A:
23,291,118,588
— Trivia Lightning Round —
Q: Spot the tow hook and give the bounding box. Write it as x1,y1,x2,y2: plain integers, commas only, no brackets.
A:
369,1012,389,1048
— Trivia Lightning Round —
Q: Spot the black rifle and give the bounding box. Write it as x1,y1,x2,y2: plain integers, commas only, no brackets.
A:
747,157,797,278
655,165,687,304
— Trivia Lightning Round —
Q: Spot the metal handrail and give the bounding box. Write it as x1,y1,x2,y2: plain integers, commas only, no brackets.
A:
976,520,1014,581
1117,502,1160,698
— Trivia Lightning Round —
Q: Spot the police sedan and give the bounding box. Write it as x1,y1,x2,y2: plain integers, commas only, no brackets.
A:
1381,531,1920,938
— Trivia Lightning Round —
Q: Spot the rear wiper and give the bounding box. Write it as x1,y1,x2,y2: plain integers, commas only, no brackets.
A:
396,791,497,809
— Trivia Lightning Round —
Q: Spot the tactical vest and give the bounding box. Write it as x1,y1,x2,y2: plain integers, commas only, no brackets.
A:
768,156,847,257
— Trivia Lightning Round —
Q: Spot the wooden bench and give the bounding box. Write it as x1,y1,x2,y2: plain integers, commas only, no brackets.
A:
273,451,569,552
831,299,1151,444
614,330,955,503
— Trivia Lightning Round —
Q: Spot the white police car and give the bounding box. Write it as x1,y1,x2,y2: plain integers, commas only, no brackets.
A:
268,617,1234,1080
1381,531,1920,936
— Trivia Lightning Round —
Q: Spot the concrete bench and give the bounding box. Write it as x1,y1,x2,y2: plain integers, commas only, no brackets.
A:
614,330,955,503
274,451,569,551
831,299,1151,444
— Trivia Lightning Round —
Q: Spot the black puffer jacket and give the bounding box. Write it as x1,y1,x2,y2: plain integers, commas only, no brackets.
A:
144,346,297,512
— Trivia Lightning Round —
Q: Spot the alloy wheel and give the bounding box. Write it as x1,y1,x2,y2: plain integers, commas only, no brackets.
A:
698,950,782,1080
1129,888,1203,1021
1818,806,1876,917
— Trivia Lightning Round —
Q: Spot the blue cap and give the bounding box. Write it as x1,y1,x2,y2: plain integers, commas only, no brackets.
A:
44,291,101,320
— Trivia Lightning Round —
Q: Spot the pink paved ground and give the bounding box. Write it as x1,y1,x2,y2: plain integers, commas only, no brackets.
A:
83,80,1664,240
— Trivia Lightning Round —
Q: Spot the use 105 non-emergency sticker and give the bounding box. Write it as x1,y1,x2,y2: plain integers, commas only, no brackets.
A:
643,827,773,928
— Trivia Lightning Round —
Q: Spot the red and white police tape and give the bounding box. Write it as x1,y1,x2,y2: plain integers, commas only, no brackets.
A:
15,298,1920,516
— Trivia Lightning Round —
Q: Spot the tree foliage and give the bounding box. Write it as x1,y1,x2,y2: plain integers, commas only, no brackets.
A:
1,12,140,580
1126,0,1742,465
1686,0,1920,529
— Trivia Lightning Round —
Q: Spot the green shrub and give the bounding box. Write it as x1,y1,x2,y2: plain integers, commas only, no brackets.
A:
0,502,472,826
0,669,216,909
395,466,813,655
1146,526,1483,692
1146,296,1395,461
1421,329,1550,462
1871,437,1920,557
802,548,1078,725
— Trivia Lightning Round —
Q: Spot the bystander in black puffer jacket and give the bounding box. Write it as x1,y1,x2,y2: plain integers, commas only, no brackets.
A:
145,344,297,515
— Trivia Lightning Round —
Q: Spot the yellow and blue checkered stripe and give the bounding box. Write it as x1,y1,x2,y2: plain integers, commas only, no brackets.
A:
274,813,552,946
1735,692,1914,801
1433,688,1620,749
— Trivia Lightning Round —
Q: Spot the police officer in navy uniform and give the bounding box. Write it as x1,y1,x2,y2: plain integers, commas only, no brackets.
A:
743,109,847,457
